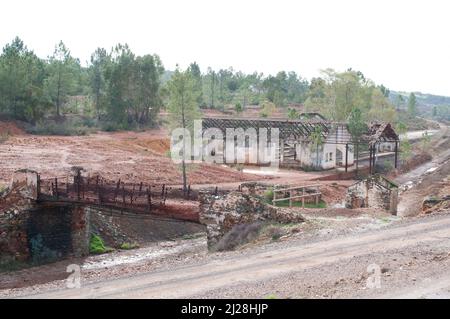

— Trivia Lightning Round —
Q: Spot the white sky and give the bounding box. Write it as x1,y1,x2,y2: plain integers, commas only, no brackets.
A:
1,0,450,96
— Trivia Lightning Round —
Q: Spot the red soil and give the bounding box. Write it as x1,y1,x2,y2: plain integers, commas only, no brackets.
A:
0,124,261,187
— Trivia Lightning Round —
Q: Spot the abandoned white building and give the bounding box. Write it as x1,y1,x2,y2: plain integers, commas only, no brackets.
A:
201,117,399,173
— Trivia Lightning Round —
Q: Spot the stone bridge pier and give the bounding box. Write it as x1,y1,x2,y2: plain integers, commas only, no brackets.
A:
0,170,90,266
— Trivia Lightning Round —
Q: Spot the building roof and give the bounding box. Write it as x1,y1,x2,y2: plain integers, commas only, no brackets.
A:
364,122,400,145
201,117,399,145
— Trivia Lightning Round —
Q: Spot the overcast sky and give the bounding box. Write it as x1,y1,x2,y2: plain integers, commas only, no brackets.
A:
1,0,449,96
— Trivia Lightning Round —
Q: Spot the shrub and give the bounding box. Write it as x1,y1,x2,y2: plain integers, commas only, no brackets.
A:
215,223,263,251
0,132,9,144
26,121,91,136
234,102,243,113
264,187,274,203
90,234,106,254
265,225,285,241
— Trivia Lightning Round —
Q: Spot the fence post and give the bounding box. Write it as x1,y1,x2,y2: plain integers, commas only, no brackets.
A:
147,187,151,212
55,178,58,200
37,174,41,199
163,187,168,205
114,179,121,202
289,190,292,208
302,187,305,208
82,177,85,200
76,171,81,201
315,186,319,205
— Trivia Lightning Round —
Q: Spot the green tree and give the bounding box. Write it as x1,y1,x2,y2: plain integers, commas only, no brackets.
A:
187,62,204,106
310,126,325,169
104,44,135,125
260,100,276,118
395,94,404,111
167,67,200,192
348,107,367,142
421,131,431,152
234,102,243,114
89,48,110,118
348,107,367,170
204,67,216,108
368,89,397,123
45,41,79,117
131,54,164,124
287,108,299,119
408,92,417,116
0,37,48,122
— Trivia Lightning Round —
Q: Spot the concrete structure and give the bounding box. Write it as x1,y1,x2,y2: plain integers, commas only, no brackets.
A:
199,183,304,250
0,170,201,267
0,172,92,266
345,174,399,214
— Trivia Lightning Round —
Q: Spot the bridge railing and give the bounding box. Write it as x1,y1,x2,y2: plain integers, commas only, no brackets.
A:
37,173,179,213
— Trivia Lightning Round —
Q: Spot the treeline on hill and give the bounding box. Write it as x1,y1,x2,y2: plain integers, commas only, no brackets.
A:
0,36,423,135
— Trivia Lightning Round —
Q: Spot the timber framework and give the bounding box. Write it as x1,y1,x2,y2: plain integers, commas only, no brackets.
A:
202,116,399,173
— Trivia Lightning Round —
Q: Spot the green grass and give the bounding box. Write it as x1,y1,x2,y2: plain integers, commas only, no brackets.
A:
0,260,28,273
379,217,392,224
119,242,140,250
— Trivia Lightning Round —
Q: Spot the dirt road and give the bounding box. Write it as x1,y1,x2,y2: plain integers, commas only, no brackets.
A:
19,212,450,299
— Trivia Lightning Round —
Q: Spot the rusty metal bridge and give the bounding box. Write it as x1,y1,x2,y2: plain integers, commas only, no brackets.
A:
36,172,200,223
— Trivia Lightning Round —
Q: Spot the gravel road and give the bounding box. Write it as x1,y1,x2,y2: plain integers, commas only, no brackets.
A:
10,212,450,299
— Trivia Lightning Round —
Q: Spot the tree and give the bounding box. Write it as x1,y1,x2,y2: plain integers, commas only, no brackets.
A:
167,67,200,192
104,44,135,125
368,89,397,123
287,108,299,119
348,107,367,142
395,94,404,111
234,102,243,114
45,41,79,117
205,67,216,108
310,126,325,169
131,54,164,124
396,121,411,161
0,37,48,122
348,107,367,171
421,131,431,152
304,69,395,123
89,48,110,118
260,100,276,118
187,62,204,106
408,92,417,116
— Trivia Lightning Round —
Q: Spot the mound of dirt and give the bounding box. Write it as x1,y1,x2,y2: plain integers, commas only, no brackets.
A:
0,121,25,136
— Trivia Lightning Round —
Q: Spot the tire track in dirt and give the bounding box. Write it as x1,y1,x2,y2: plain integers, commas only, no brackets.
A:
23,214,450,298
